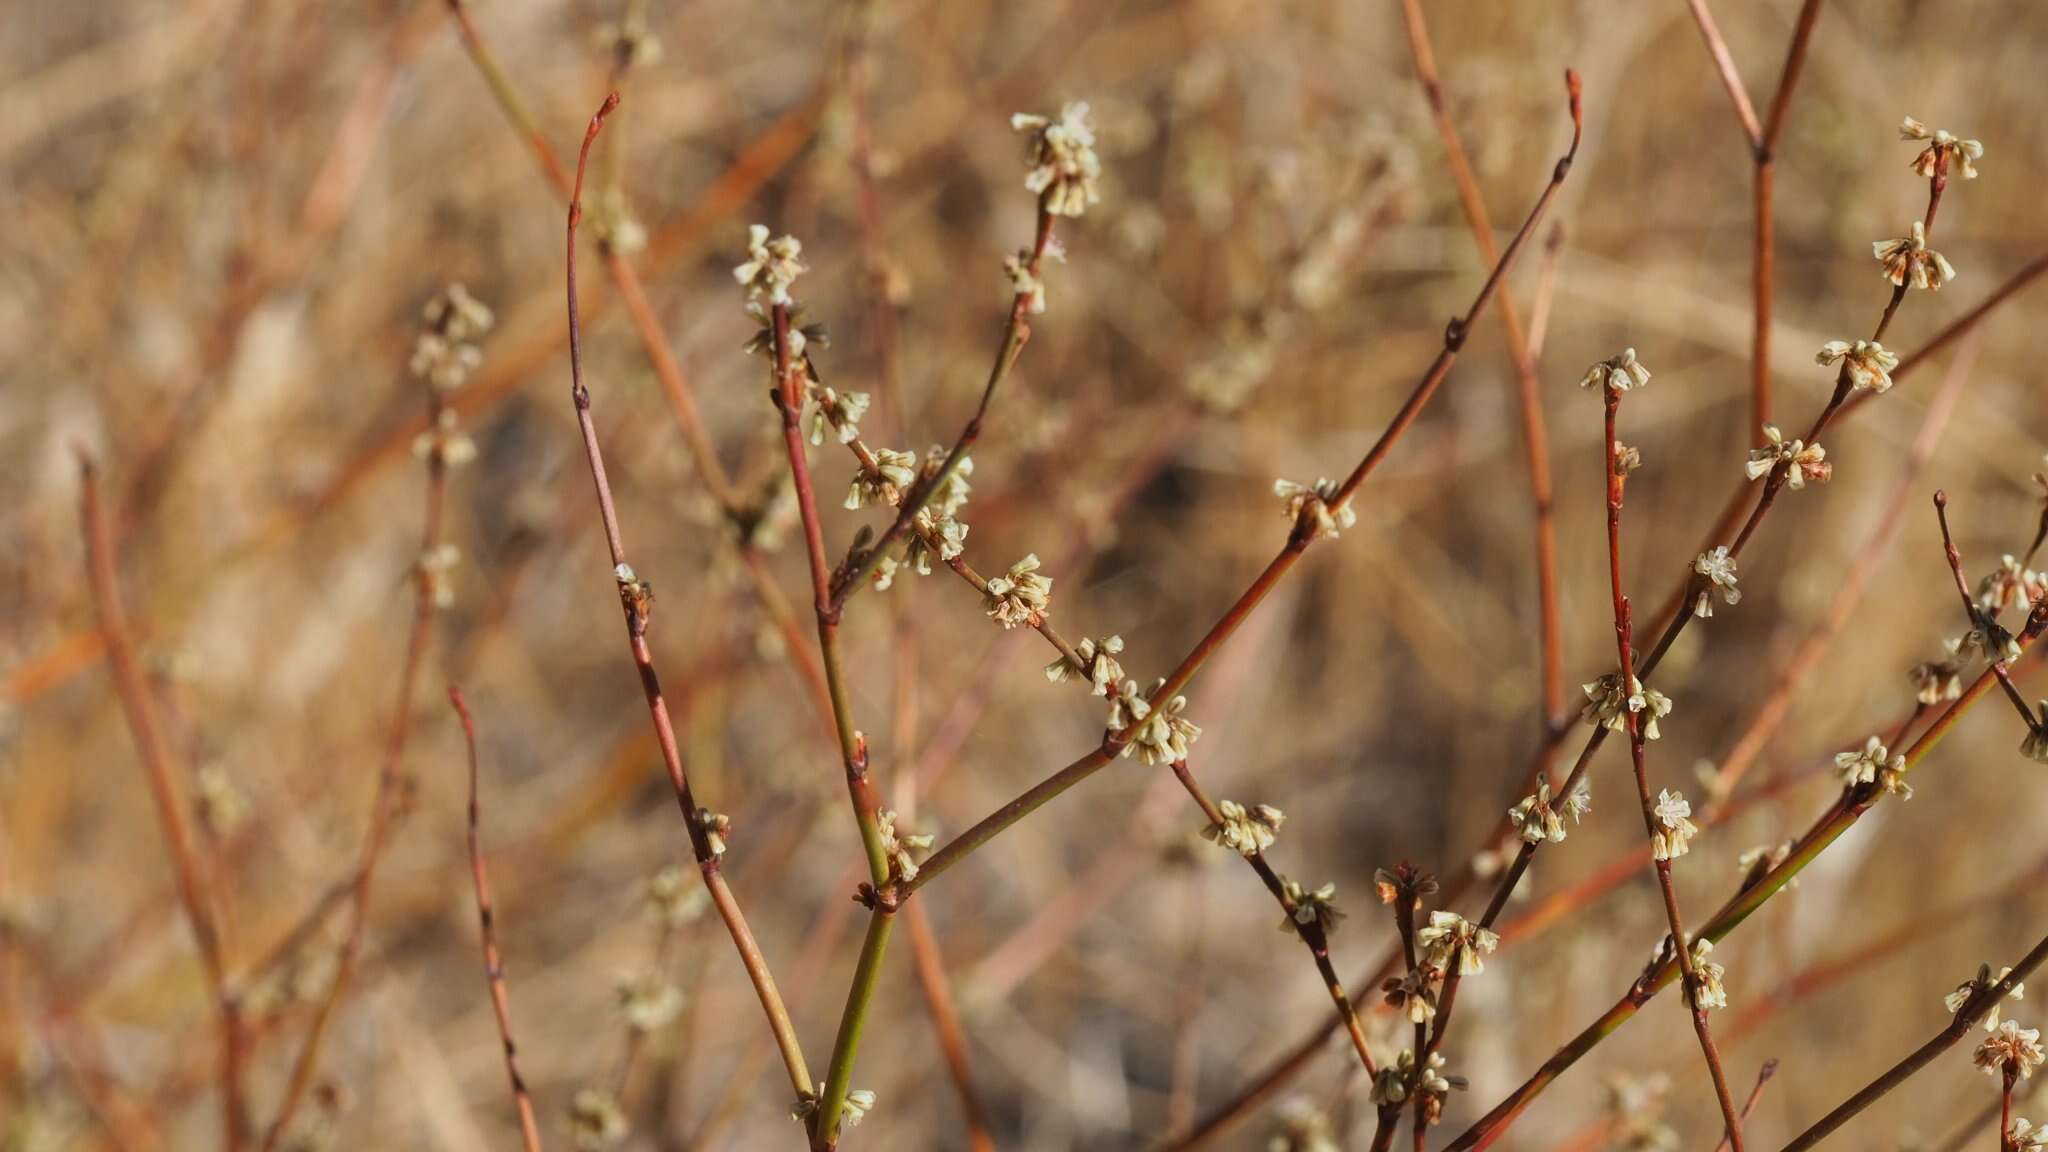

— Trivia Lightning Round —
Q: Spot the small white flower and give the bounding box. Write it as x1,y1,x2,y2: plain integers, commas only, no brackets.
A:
1277,877,1343,936
1688,939,1727,1011
1509,779,1586,844
1416,910,1499,975
1650,789,1697,861
983,553,1052,629
1746,425,1830,488
1047,634,1126,697
1816,339,1900,394
907,512,968,574
790,1084,877,1128
1273,477,1355,541
1201,799,1285,857
845,448,918,510
1692,547,1741,618
1874,220,1955,291
1005,251,1046,315
734,224,807,306
1579,347,1652,393
1976,1020,2046,1079
1114,678,1200,765
1581,673,1672,740
804,384,870,446
1948,965,2026,1032
1910,639,1968,704
1835,735,1912,798
1012,102,1102,217
2011,1118,2048,1152
875,809,934,883
1901,117,1983,180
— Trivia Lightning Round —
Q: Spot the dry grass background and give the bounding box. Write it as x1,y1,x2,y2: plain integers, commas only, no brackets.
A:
6,1,2048,1149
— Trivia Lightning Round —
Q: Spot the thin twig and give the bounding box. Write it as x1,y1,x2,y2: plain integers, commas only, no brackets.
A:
561,90,813,1103
1682,0,1765,154
448,687,544,1152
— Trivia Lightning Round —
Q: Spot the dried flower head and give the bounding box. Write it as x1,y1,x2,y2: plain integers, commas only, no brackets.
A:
1202,799,1285,857
1692,547,1741,618
1650,789,1698,861
692,807,730,857
876,809,935,883
1836,735,1913,799
2022,718,2048,764
1965,617,2025,665
1012,102,1102,217
1005,251,1047,315
1381,966,1440,1025
734,224,807,307
1046,634,1126,697
567,1088,629,1150
1509,778,1589,844
1978,555,2041,619
1278,877,1343,936
645,865,709,927
1417,910,1499,975
1579,347,1652,393
1373,861,1439,906
846,447,918,510
1874,220,1956,291
1273,477,1356,542
1688,939,1728,1011
1910,639,1968,704
1901,117,1983,179
1746,424,1831,488
615,975,685,1032
1976,1020,2046,1079
1816,339,1900,394
2011,1118,2048,1152
983,553,1053,629
1948,964,2027,1032
1581,672,1673,740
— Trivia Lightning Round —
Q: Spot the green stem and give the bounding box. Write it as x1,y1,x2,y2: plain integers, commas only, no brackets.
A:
813,908,897,1150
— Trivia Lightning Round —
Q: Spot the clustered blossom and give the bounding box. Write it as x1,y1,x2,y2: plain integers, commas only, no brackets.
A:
1417,910,1499,975
1975,1020,2046,1079
1201,800,1285,857
1380,966,1439,1025
1370,1050,1465,1124
1613,440,1642,476
1745,424,1831,488
1046,634,1126,696
791,1085,876,1128
907,448,974,575
1508,778,1590,844
614,975,684,1032
1692,547,1741,618
875,809,934,883
1947,964,2027,1032
1005,251,1047,315
1965,616,2025,665
1581,672,1673,740
1110,680,1201,765
1874,220,1955,291
1816,339,1899,394
1012,102,1102,217
1835,735,1912,798
1978,554,2042,619
804,383,870,446
1272,477,1356,542
1687,939,1727,1011
846,447,918,511
1277,877,1343,936
983,553,1053,628
2012,1118,2048,1152
569,1088,629,1150
1910,638,1968,704
692,807,730,857
1902,117,1983,179
733,224,807,307
410,284,495,391
1650,789,1698,861
645,865,708,927
1579,347,1652,393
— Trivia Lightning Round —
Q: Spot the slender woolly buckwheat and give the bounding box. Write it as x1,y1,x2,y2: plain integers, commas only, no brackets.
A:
1122,680,1201,765
1874,220,1956,291
1508,778,1588,844
1578,347,1652,392
1746,424,1831,488
982,553,1052,628
1649,789,1698,861
1687,939,1728,1011
1005,251,1047,315
1417,910,1500,975
1278,877,1343,936
846,447,918,510
1975,1020,2046,1079
1011,102,1101,217
690,807,730,857
875,810,934,883
1816,338,1899,393
1202,800,1285,857
792,1085,877,1128
2012,1118,2048,1152
1948,965,2027,1032
1692,547,1741,618
1273,477,1356,541
1901,116,1983,179
1835,735,1913,798
1910,639,1968,704
1046,634,1126,697
1581,672,1672,739
733,223,806,307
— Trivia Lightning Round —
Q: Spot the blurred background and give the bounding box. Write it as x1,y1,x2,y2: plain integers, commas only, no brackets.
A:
6,1,2048,1148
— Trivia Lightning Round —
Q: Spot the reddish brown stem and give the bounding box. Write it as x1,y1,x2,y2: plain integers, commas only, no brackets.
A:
449,688,545,1152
